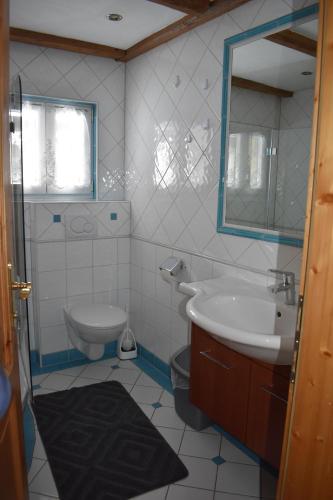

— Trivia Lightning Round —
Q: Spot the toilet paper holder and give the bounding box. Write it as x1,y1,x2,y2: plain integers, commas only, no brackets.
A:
159,256,184,277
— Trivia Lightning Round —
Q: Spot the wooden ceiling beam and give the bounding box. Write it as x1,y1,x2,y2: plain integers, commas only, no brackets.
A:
10,0,252,62
123,0,251,61
232,76,293,98
145,0,211,15
265,29,317,57
10,28,127,61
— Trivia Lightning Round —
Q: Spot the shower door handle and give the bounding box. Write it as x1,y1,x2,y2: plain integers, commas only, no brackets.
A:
11,281,32,301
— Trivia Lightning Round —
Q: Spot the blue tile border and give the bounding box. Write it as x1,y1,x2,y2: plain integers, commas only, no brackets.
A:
30,342,118,376
23,402,35,471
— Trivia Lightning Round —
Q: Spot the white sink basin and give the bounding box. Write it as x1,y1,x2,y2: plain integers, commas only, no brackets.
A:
180,276,297,365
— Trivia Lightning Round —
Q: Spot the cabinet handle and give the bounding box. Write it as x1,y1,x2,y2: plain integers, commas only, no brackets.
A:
199,350,232,370
261,385,288,404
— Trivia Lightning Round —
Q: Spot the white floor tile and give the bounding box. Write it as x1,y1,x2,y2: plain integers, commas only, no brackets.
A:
133,485,168,499
108,367,140,384
79,363,112,380
180,430,221,459
220,438,257,466
160,390,175,407
138,403,155,419
185,425,218,435
32,374,49,385
152,407,185,430
136,372,161,388
40,373,74,391
168,484,214,499
29,462,59,498
176,455,217,490
55,365,85,377
92,358,115,367
131,385,163,404
33,388,53,396
120,383,134,393
118,359,141,371
33,432,47,460
216,463,260,497
29,493,59,500
156,426,184,453
69,377,98,388
28,458,45,484
214,493,259,500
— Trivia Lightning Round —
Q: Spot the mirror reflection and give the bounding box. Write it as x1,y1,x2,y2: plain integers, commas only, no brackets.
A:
223,17,317,241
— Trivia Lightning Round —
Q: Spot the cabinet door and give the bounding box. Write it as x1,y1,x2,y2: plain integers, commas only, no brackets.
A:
190,324,251,441
246,363,289,469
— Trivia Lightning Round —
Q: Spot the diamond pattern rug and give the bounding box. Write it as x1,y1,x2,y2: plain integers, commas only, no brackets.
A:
33,381,188,500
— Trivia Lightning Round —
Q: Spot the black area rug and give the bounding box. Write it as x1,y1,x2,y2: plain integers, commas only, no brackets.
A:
33,381,188,500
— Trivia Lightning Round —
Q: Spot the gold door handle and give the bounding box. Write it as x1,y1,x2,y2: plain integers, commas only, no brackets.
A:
11,281,32,300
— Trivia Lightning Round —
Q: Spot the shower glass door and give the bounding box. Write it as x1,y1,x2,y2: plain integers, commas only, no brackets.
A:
9,75,32,405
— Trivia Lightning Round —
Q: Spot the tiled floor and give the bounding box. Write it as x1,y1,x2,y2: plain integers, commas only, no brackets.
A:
29,358,277,500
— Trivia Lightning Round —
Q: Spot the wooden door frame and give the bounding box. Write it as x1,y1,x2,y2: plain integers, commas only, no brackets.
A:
0,0,29,498
278,0,333,497
1,0,333,497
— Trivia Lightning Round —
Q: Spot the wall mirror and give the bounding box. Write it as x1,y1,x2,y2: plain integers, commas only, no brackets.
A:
217,5,318,247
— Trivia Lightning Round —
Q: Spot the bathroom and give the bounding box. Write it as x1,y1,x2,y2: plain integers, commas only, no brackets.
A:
1,0,331,499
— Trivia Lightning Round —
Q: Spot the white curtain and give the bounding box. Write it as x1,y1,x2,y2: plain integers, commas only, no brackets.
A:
22,101,92,195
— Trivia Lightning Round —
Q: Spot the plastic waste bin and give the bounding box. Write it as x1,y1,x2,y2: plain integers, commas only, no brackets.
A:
171,345,211,431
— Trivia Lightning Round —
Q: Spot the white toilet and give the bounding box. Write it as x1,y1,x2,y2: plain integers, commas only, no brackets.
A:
64,303,127,361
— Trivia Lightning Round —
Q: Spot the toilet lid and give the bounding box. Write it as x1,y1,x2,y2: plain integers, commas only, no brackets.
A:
70,304,127,329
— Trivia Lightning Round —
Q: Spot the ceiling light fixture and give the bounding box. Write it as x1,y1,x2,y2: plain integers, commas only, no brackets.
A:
107,13,123,22
301,71,313,75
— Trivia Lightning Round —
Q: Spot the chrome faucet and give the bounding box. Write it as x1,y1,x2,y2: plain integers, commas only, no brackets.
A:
268,269,296,306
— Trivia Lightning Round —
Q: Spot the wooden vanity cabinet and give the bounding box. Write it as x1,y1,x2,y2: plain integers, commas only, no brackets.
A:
190,324,290,469
246,362,290,469
190,323,251,442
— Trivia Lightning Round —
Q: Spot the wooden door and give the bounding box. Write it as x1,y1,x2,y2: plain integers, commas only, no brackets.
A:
277,0,333,497
0,1,29,499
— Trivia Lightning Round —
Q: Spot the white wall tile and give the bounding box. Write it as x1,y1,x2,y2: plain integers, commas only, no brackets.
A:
117,237,130,264
93,265,117,293
66,240,93,269
38,270,66,300
40,324,68,355
93,238,117,266
39,298,66,327
67,267,93,297
118,263,130,289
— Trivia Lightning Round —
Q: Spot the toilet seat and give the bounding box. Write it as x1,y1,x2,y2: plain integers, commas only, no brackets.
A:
70,304,127,330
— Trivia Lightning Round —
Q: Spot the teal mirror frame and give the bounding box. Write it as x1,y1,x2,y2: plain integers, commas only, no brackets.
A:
217,4,319,249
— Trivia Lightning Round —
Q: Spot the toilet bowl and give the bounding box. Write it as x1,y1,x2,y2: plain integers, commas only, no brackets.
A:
64,303,127,361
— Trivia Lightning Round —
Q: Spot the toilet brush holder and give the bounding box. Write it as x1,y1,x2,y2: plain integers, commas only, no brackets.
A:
117,326,137,360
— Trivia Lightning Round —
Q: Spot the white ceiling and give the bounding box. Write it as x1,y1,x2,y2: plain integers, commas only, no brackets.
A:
232,20,318,92
293,19,318,40
10,0,185,50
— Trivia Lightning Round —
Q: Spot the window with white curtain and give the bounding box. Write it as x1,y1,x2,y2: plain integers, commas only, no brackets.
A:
22,96,96,197
227,130,266,190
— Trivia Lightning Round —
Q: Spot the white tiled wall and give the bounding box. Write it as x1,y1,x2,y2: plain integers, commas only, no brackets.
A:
10,42,125,200
26,202,130,358
125,0,315,362
19,0,316,365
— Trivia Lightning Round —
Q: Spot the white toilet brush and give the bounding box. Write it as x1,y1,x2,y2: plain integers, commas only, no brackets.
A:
117,308,137,360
